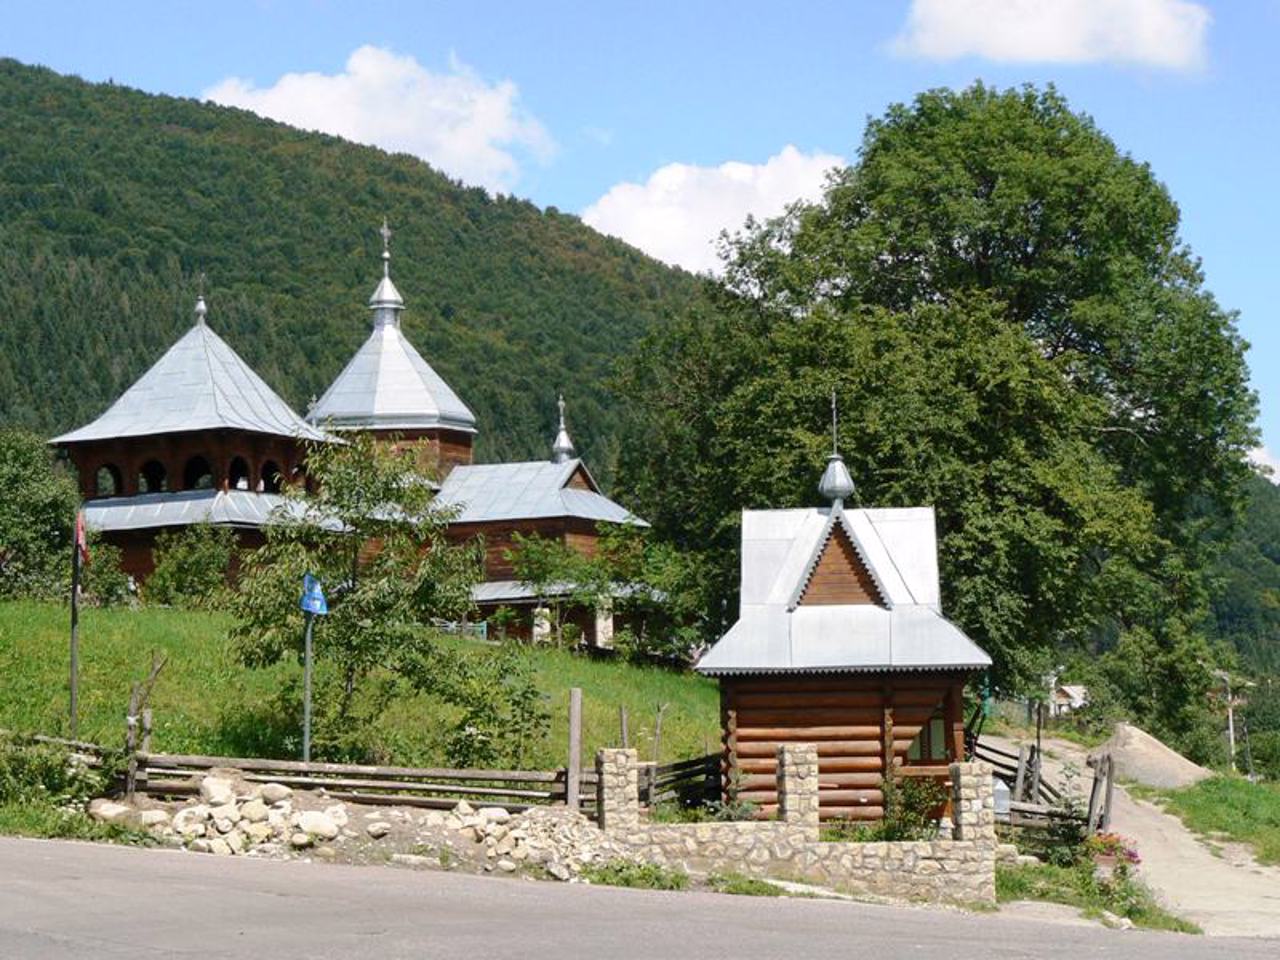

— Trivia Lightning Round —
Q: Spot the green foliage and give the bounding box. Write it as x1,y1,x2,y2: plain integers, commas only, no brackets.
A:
0,428,81,599
1205,475,1280,673
706,872,786,896
0,734,108,805
0,800,150,843
822,775,948,842
618,83,1256,742
145,524,236,608
648,795,757,823
580,859,689,890
1141,775,1280,865
0,59,695,476
995,862,1199,933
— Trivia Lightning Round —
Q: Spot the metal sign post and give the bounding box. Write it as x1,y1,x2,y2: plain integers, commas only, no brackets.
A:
299,573,328,762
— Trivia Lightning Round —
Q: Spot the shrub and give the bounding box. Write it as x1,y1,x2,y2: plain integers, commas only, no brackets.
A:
0,429,81,600
580,859,689,890
0,734,109,806
707,872,785,896
145,524,236,608
822,775,949,842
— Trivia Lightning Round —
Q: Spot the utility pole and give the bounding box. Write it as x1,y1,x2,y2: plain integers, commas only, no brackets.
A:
1214,669,1236,773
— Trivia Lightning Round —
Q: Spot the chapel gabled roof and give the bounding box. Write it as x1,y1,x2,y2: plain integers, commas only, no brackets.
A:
51,300,328,445
695,504,991,676
435,458,646,526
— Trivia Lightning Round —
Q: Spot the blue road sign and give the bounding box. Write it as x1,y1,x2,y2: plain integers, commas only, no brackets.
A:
300,573,328,616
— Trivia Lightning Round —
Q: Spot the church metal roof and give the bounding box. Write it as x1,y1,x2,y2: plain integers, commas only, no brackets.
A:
306,321,477,434
81,489,293,532
52,303,327,445
695,504,990,676
435,459,646,525
307,226,477,435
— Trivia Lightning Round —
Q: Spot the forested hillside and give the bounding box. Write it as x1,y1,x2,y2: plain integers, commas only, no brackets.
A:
0,59,695,472
1209,475,1280,674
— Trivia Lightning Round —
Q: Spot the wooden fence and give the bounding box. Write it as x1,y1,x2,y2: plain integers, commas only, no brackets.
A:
130,751,602,815
639,753,720,808
968,736,1113,832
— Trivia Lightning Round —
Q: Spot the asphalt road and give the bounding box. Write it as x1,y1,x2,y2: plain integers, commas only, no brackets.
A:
2,838,1276,960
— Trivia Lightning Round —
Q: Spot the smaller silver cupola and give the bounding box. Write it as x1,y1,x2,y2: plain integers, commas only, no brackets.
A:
551,393,576,463
818,389,855,507
369,217,405,327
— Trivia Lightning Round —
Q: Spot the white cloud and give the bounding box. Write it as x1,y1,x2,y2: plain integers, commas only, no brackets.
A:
1250,446,1280,483
581,146,844,274
891,0,1210,71
204,46,554,192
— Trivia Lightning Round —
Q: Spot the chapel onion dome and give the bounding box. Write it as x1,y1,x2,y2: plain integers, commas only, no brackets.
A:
551,394,576,463
818,389,856,507
306,219,477,434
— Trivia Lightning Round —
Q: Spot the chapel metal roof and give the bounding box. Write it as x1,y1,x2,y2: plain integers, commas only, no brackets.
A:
81,489,294,532
307,224,477,435
435,459,646,526
695,504,990,676
51,299,328,445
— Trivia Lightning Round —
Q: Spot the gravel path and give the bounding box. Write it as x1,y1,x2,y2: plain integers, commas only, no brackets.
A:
983,733,1280,938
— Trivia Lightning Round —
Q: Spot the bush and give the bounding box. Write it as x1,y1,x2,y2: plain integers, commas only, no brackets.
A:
707,872,785,896
996,861,1198,933
0,429,81,600
580,859,689,890
0,734,109,806
145,524,236,608
823,775,949,842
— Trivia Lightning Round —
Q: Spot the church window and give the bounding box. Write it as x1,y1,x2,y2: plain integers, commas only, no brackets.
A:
183,455,214,490
260,460,283,494
94,464,122,498
229,456,251,491
138,460,168,493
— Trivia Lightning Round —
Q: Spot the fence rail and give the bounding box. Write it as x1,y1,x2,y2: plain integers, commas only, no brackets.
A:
640,753,720,807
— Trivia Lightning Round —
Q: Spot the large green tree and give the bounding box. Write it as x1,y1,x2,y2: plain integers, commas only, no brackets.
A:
617,85,1257,744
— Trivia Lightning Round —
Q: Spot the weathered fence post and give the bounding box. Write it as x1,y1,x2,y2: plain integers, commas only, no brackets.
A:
1029,745,1042,804
566,687,582,810
124,683,140,802
1014,744,1029,801
1100,754,1116,832
619,705,629,749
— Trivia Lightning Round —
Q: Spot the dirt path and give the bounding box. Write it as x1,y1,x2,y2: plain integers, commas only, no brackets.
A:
983,733,1280,938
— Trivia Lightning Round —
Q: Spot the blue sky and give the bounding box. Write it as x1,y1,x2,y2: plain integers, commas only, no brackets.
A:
3,0,1277,464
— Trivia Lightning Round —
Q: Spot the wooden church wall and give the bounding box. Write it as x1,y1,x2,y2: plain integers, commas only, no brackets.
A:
720,673,967,820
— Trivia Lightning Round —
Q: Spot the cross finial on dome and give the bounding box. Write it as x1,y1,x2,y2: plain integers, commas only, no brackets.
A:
379,217,392,277
551,392,576,463
818,387,856,508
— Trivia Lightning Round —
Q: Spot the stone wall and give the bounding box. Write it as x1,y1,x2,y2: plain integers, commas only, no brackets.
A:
595,747,996,904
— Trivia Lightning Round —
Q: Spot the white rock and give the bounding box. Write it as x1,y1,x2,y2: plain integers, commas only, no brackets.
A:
290,832,313,848
239,799,269,823
267,810,291,834
188,838,212,854
213,818,235,835
453,799,475,817
260,782,292,804
366,821,391,839
245,822,273,843
478,807,511,824
208,802,240,824
324,804,349,828
199,777,234,806
208,838,233,856
496,859,517,872
88,798,133,824
138,809,170,828
224,830,246,854
298,811,340,840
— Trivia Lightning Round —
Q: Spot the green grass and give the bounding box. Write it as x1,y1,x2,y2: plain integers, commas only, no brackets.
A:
706,872,786,896
996,862,1199,933
0,801,151,844
0,600,719,769
1129,776,1280,866
580,859,689,890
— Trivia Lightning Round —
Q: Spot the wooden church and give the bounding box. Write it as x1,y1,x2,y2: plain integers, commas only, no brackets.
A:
51,223,643,643
695,436,991,820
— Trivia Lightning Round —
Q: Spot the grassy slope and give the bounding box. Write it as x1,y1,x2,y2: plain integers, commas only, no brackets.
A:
0,601,719,769
1130,776,1280,866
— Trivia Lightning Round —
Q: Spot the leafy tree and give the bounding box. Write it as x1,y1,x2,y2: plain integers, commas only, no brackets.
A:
230,435,478,714
617,84,1256,745
145,524,236,608
0,428,81,599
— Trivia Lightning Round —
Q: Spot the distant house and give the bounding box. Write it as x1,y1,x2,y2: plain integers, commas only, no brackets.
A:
696,441,991,821
50,223,644,643
1050,683,1089,717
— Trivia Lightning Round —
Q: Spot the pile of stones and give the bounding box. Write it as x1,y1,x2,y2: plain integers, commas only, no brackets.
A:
89,773,633,879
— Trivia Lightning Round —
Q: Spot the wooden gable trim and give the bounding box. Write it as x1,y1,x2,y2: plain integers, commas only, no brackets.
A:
798,523,886,606
564,464,594,491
